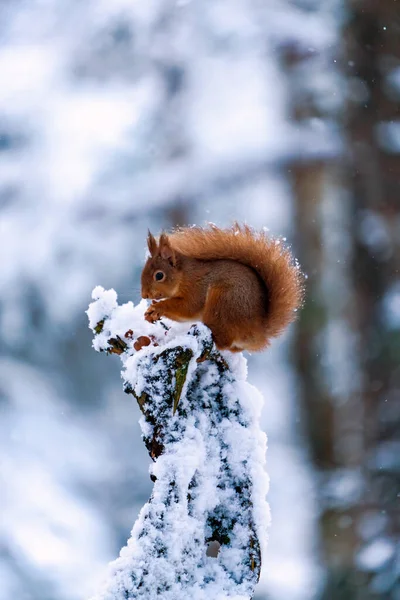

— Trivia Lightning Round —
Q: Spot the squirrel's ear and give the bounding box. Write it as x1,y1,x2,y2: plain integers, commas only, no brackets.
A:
159,233,176,266
147,230,158,257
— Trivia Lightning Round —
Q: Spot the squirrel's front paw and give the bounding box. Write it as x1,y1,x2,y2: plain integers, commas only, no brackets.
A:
145,304,162,323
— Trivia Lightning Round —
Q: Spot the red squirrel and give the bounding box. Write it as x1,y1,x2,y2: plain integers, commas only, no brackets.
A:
141,224,304,352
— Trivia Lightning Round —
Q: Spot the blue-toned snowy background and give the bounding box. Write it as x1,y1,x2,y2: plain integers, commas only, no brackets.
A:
1,1,399,599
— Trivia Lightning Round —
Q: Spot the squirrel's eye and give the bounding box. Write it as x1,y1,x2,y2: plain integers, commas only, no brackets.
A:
154,271,165,282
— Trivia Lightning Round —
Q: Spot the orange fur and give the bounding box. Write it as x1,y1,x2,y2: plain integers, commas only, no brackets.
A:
141,224,304,352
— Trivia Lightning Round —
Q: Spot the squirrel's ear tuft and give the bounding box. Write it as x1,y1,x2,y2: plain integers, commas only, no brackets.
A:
159,233,176,266
147,230,158,257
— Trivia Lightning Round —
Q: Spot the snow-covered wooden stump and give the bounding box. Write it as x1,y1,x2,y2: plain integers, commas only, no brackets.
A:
87,286,270,600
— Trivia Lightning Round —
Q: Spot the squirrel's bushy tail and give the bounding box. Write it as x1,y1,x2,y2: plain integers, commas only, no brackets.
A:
169,224,305,343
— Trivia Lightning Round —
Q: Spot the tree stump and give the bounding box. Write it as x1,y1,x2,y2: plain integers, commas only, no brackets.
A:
87,286,270,600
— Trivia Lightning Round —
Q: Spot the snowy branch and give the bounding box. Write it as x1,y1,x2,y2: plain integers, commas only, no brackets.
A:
87,287,270,600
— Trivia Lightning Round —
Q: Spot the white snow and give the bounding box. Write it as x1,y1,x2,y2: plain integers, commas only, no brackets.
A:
383,281,400,330
358,210,392,256
386,67,400,99
356,538,395,572
323,468,365,508
0,359,112,599
376,121,400,154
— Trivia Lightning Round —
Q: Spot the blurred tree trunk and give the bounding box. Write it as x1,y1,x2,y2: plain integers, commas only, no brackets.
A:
281,5,367,598
344,1,400,597
289,1,400,597
291,165,366,598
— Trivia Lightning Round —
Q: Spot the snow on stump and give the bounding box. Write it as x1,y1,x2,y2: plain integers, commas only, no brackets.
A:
87,286,270,600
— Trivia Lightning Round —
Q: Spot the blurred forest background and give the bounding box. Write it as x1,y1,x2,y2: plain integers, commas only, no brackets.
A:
0,1,399,599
